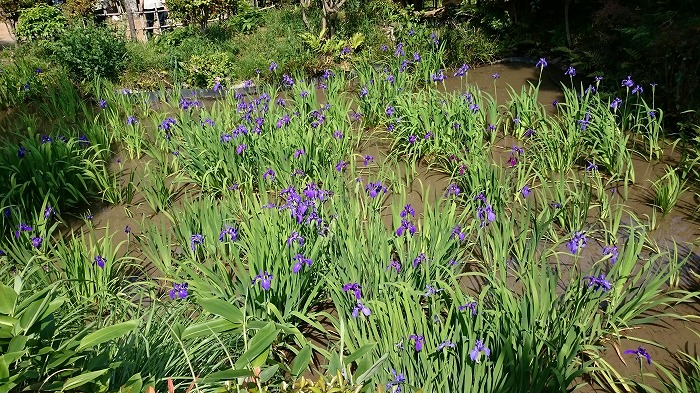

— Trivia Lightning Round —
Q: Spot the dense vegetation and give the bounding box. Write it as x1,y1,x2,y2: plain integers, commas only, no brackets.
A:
0,1,699,392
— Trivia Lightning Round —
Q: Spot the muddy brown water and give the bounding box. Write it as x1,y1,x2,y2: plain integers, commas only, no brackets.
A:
54,63,699,391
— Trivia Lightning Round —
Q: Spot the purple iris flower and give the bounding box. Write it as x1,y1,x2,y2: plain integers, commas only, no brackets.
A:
292,253,313,273
364,155,375,166
394,42,404,57
408,335,425,351
17,146,27,158
201,118,215,127
213,80,222,92
365,182,388,198
632,85,644,95
459,302,478,315
621,75,634,87
294,149,305,158
252,271,273,291
386,260,401,273
169,282,189,299
125,226,131,234
400,204,415,218
385,369,405,392
450,225,466,241
342,282,362,299
282,74,294,87
190,234,204,251
219,225,238,242
41,135,52,144
492,73,500,79
610,97,623,110
586,162,599,172
648,110,657,119
413,52,421,62
437,340,456,351
31,237,42,248
386,106,395,117
44,206,53,218
396,219,417,237
470,340,490,362
477,205,496,228
567,231,587,254
624,346,652,365
352,302,371,318
94,255,106,268
98,99,107,108
286,232,305,247
386,74,395,84
584,273,612,292
263,168,276,181
359,86,369,98
454,63,470,77
431,70,446,82
408,135,417,144
445,183,461,197
269,62,278,72
565,66,576,76
603,245,619,264
380,44,388,52
578,112,592,130
236,144,247,154
335,160,347,172
159,117,176,131
536,57,547,68
521,185,531,198
424,285,443,297
413,253,426,268
15,223,32,238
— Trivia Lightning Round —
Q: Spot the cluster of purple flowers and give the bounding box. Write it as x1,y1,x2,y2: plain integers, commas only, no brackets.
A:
445,183,461,197
292,253,313,273
269,183,333,227
386,369,406,393
413,252,426,268
584,273,612,292
169,282,188,299
219,225,238,242
567,231,587,254
454,63,470,77
603,245,619,264
459,301,478,315
190,234,204,251
365,181,388,199
474,193,496,228
179,97,203,110
450,225,466,242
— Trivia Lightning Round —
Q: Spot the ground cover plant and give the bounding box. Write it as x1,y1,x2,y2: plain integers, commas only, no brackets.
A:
1,22,700,393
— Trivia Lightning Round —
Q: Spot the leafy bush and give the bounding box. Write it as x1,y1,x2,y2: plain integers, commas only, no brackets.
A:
183,51,234,88
166,0,238,29
52,25,129,82
15,4,67,42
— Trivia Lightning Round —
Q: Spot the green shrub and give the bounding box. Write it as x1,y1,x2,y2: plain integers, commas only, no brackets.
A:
15,4,66,42
166,0,238,29
52,25,129,82
184,51,234,88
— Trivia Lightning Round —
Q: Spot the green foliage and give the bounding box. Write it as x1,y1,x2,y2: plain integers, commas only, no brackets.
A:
183,51,234,88
0,0,42,25
0,134,102,221
14,4,66,42
52,25,129,82
165,0,238,29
